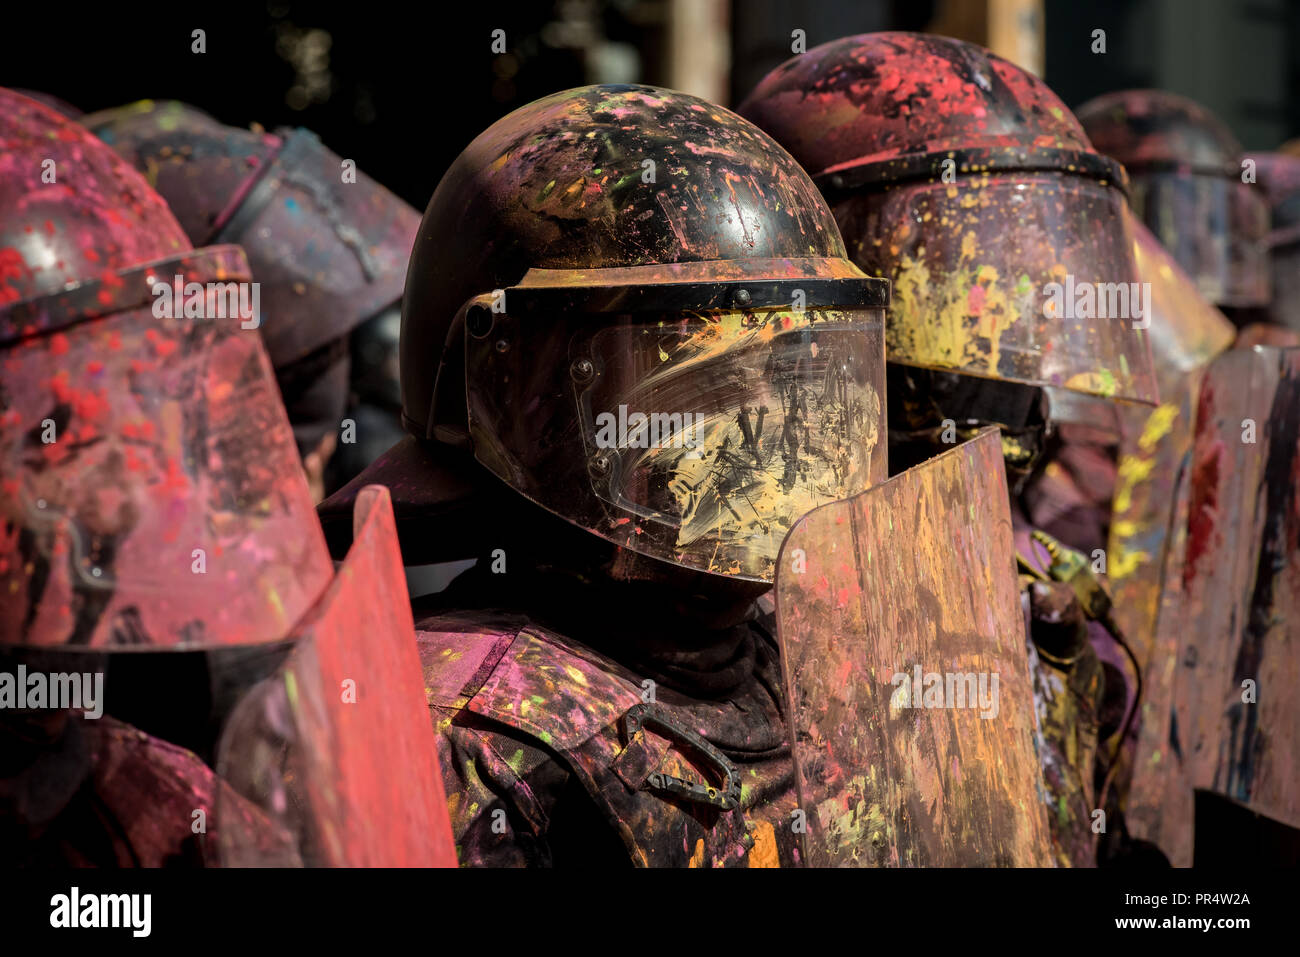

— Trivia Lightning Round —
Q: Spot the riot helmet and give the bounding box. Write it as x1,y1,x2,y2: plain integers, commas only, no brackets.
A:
738,33,1161,495
81,100,420,457
1077,90,1270,310
327,84,890,584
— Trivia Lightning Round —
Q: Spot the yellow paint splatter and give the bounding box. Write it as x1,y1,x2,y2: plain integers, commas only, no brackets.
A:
1138,403,1178,452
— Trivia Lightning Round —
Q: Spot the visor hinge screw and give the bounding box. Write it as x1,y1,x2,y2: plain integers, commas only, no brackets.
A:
589,454,611,478
734,288,752,307
571,357,595,382
494,339,510,354
465,304,494,339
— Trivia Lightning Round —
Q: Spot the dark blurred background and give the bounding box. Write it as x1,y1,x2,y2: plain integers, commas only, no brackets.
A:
5,0,1297,213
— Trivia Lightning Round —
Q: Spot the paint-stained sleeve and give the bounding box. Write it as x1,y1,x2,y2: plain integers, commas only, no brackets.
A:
432,707,570,867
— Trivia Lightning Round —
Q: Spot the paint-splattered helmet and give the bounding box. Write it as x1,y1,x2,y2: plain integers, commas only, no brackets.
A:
738,32,1159,408
80,101,420,453
1077,90,1269,309
325,84,890,583
0,89,332,650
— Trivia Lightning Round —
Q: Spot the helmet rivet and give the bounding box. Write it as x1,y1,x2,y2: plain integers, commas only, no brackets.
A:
570,357,595,382
589,454,611,478
494,339,510,353
734,288,752,307
465,304,493,339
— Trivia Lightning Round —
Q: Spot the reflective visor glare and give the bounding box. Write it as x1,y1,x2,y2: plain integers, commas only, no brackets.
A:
576,307,886,578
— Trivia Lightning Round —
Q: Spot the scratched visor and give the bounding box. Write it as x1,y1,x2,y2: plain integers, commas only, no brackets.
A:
462,263,889,582
829,172,1159,405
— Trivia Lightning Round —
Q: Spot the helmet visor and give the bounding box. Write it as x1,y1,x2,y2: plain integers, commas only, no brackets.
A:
0,248,332,650
464,266,888,582
1131,171,1269,307
833,173,1159,404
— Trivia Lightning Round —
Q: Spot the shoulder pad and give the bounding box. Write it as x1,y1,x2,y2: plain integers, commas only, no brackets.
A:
416,611,642,753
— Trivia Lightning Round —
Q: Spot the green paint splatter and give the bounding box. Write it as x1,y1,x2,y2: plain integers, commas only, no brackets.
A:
284,671,298,709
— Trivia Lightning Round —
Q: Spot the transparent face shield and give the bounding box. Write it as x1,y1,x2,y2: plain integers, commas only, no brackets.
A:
459,264,889,582
1046,209,1235,429
1130,171,1270,308
830,171,1160,406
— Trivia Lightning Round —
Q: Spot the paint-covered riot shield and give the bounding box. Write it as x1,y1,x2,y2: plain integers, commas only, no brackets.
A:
1103,219,1233,865
215,486,458,866
775,428,1054,866
1172,345,1300,829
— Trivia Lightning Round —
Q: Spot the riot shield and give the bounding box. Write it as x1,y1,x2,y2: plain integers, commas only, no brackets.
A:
1102,218,1235,865
1172,345,1300,829
775,428,1054,866
215,486,457,866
